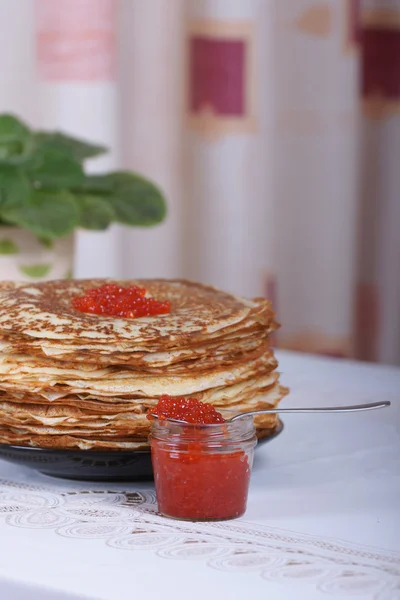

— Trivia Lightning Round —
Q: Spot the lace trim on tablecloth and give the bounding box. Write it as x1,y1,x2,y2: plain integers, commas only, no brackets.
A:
0,478,399,599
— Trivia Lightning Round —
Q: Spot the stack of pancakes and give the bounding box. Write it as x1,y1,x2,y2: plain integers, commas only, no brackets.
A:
0,279,288,451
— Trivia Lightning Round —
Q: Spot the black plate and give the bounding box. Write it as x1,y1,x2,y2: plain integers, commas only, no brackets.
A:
0,420,283,482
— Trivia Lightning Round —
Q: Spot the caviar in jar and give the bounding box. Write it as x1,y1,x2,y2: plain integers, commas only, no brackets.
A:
149,401,257,521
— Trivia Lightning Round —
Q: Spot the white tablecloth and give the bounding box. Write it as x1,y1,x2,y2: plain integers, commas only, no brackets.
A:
0,351,399,600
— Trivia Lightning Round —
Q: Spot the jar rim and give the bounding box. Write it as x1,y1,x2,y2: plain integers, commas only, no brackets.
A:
149,413,256,444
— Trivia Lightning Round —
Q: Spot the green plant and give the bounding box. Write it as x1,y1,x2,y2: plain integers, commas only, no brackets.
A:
0,114,167,240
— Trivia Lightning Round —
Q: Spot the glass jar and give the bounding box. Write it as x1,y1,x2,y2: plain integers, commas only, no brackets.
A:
149,415,257,521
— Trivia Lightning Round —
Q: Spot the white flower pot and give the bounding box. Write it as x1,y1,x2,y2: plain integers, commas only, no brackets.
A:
0,227,73,282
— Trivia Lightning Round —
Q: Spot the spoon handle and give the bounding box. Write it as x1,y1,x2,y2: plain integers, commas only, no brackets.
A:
230,401,391,421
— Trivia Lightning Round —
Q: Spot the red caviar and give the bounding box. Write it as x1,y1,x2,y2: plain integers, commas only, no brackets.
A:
72,284,170,318
148,395,225,424
149,396,257,521
151,445,252,520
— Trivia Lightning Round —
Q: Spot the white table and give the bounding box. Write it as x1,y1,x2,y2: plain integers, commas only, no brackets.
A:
0,351,399,600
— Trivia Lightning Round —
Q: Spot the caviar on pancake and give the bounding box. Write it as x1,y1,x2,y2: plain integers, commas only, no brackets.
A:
71,284,171,318
148,396,257,521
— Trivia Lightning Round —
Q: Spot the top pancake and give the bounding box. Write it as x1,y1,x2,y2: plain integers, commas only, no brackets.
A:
0,279,267,343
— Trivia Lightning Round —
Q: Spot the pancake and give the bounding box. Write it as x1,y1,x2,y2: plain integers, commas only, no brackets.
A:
0,279,269,341
0,348,276,396
0,278,288,451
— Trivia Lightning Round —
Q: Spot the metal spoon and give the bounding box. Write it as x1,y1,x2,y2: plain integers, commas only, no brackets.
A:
150,400,391,424
228,400,391,422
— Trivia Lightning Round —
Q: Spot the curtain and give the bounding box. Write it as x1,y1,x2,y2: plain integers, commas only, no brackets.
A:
0,0,398,365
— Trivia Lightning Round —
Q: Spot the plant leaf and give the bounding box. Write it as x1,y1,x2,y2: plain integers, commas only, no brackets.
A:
0,141,25,160
2,190,79,239
27,148,84,189
77,194,116,230
72,174,114,194
0,238,19,254
0,164,30,210
19,264,52,278
32,132,108,161
38,236,54,249
0,114,31,144
103,172,167,226
0,115,32,159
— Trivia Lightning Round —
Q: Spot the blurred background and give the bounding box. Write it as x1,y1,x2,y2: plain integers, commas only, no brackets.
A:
0,0,399,365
